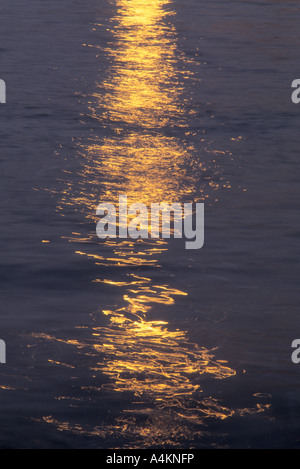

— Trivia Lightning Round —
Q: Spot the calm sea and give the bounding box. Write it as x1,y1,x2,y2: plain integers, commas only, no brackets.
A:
0,0,300,448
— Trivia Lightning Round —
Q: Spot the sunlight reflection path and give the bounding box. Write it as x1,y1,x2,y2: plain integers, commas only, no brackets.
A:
37,0,269,447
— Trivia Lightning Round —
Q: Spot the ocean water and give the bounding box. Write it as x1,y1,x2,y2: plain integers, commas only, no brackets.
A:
0,0,300,448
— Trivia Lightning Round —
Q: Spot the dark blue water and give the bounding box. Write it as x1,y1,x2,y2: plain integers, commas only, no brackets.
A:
0,0,300,448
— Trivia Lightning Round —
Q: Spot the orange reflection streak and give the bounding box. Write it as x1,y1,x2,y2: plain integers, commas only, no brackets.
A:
37,0,269,447
57,0,202,219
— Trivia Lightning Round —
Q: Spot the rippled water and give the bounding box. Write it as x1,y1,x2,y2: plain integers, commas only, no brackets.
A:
0,0,300,448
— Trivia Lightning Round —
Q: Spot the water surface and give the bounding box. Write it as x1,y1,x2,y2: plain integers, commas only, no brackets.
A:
0,0,300,448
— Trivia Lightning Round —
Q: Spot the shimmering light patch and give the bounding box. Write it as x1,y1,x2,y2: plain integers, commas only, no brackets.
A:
56,0,205,221
35,0,269,448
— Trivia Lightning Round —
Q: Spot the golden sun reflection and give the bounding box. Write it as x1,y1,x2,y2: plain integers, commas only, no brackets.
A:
90,274,236,405
37,0,269,447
